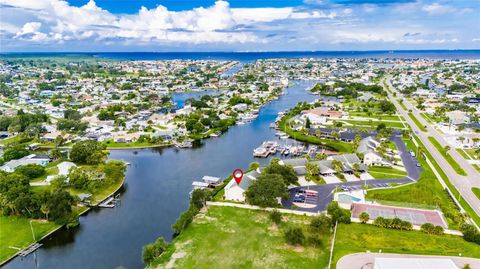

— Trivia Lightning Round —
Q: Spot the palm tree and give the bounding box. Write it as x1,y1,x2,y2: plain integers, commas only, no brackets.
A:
444,145,451,152
41,204,50,221
359,212,369,224
331,160,343,173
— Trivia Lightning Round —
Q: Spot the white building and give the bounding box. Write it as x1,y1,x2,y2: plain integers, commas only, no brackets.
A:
224,170,259,202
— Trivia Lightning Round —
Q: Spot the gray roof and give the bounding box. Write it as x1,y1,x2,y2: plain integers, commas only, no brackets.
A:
357,136,378,154
293,166,307,176
281,158,307,167
329,154,361,164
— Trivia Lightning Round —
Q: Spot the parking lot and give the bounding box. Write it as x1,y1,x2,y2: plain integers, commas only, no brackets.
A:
282,133,423,213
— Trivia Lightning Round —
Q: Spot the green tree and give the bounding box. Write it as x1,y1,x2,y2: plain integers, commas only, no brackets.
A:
284,226,305,246
263,160,298,185
142,237,168,265
15,164,45,179
310,214,332,233
249,162,260,170
70,140,107,164
3,146,30,161
190,188,211,210
327,201,351,224
245,174,288,207
172,207,198,235
269,210,282,225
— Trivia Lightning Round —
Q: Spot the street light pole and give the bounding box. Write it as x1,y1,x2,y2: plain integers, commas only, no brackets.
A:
29,220,36,241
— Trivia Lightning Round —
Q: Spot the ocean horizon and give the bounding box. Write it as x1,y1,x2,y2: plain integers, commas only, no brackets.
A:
1,49,480,60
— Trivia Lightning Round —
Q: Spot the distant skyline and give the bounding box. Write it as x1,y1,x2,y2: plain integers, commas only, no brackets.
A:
1,0,479,52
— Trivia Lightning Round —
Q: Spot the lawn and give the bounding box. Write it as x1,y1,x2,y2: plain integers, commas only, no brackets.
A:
0,216,60,263
346,112,401,121
428,136,467,176
279,116,353,153
103,139,171,149
368,166,407,179
0,136,22,146
151,206,480,269
366,138,463,228
341,120,406,129
333,223,480,268
153,206,331,269
408,113,427,132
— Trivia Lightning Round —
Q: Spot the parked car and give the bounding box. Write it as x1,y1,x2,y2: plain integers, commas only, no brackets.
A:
293,196,305,203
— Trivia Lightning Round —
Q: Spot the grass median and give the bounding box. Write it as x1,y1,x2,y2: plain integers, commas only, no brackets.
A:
408,113,427,132
428,136,467,176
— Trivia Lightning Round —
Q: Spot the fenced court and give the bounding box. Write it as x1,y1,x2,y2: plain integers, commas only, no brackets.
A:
351,203,448,228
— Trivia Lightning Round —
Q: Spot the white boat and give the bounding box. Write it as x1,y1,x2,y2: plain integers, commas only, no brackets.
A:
175,141,193,148
280,135,289,139
210,131,221,137
253,147,269,157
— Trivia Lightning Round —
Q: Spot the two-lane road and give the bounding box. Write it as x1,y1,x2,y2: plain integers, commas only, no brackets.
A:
384,77,480,219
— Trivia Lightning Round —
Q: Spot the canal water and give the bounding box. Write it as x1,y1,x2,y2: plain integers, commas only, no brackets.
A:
5,81,317,269
171,90,219,109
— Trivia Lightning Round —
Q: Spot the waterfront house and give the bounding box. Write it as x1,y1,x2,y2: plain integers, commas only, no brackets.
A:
0,154,50,172
224,170,259,202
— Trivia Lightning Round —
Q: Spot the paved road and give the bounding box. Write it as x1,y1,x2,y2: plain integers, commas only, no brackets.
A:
337,253,480,269
385,77,480,218
282,134,422,212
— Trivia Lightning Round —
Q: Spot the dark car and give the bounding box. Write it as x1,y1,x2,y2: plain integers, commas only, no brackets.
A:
293,196,305,203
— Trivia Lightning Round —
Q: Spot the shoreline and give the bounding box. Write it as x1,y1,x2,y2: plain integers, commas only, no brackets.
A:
0,165,126,266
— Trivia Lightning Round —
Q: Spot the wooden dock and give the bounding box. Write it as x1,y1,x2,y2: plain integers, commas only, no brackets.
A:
98,196,116,208
18,243,42,257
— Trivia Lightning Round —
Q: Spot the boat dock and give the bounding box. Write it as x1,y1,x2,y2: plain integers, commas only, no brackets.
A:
98,195,120,208
18,243,42,257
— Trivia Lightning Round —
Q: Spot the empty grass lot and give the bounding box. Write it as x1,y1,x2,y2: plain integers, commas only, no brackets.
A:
0,216,59,263
153,206,331,268
428,136,467,176
151,206,480,269
408,113,427,132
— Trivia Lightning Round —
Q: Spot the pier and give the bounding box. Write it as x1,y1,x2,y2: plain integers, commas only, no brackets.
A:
18,243,42,257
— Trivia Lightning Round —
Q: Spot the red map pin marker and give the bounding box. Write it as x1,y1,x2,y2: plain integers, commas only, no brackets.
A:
233,169,243,184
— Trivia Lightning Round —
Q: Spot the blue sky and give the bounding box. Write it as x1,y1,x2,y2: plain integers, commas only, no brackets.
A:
1,0,479,52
